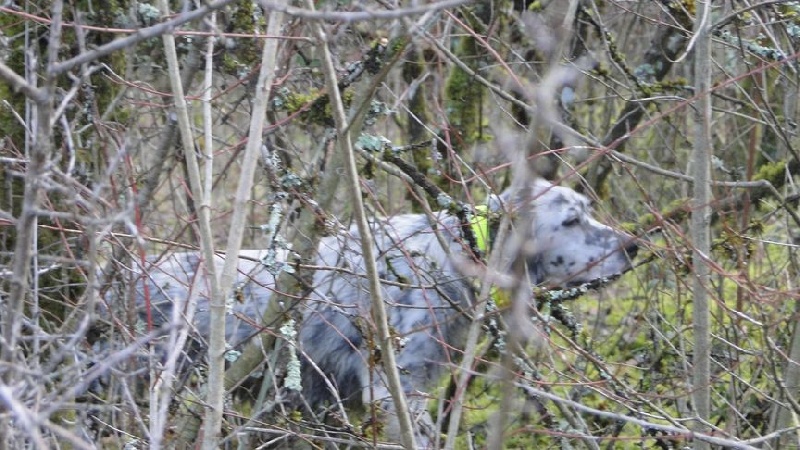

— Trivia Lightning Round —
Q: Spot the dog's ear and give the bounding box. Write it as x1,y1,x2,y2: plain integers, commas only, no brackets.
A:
488,188,521,212
526,254,546,286
487,192,506,212
490,179,553,213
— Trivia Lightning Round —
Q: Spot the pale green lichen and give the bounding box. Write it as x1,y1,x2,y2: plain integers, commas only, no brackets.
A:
259,202,296,275
436,193,453,208
137,3,160,22
280,319,303,392
718,30,787,61
364,100,392,126
280,173,303,188
224,347,242,362
355,134,391,152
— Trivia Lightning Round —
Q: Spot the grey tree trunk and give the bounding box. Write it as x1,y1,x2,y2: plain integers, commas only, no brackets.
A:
691,3,713,449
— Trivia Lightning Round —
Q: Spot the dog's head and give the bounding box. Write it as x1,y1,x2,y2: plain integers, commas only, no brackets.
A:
495,179,637,287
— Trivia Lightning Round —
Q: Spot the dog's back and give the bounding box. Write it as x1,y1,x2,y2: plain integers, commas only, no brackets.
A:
112,209,476,406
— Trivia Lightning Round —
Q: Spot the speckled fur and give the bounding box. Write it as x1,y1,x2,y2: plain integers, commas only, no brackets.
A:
112,179,637,445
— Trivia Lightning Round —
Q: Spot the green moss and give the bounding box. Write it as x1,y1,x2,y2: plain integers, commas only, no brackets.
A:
632,197,691,232
423,216,795,446
652,77,691,92
1,2,139,324
445,25,488,145
527,1,544,12
753,160,786,185
389,36,409,57
221,52,242,74
586,219,788,438
0,15,30,148
675,0,696,16
227,3,262,70
445,67,485,142
273,88,335,125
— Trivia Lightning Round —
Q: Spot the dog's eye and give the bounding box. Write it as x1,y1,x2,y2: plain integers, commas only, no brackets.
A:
562,217,581,227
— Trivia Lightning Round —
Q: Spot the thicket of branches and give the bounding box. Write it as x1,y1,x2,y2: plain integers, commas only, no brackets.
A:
1,0,799,448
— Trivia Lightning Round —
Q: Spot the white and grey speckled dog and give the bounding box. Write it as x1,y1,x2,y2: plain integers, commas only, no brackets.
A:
114,178,637,445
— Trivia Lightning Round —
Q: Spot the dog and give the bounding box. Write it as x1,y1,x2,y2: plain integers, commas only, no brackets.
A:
107,178,637,446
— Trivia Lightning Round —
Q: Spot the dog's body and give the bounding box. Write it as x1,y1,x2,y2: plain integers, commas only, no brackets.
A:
115,179,637,445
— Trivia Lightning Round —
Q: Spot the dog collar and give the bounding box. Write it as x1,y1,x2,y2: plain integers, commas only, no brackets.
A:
470,205,490,253
469,205,512,308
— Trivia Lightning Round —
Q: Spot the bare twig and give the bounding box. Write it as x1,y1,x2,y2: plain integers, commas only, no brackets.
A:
309,4,418,448
49,0,239,75
155,0,225,447
516,382,762,450
1,0,61,393
207,6,285,448
261,0,470,22
0,62,46,103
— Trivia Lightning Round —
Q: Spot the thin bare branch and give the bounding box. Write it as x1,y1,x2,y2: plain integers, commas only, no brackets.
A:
155,0,225,447
0,62,46,102
309,4,418,448
262,0,470,21
690,4,713,447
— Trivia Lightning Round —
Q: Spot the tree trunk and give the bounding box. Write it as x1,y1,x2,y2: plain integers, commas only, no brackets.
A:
690,3,713,449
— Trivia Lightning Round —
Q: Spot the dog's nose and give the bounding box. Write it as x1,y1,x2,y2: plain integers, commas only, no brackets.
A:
624,240,638,259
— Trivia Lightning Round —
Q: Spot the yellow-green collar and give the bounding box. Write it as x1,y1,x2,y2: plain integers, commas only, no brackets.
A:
470,205,490,253
469,205,512,309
